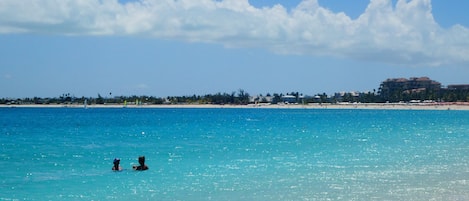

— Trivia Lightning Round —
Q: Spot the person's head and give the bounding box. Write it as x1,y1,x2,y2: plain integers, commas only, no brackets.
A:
113,158,120,167
138,156,145,165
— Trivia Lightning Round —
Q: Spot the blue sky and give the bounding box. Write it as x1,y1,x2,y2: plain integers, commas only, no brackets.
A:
1,0,469,98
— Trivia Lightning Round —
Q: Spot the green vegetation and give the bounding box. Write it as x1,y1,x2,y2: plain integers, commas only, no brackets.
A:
2,77,469,105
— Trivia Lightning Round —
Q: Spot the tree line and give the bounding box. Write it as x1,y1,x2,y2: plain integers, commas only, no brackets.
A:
0,89,251,105
2,90,468,105
2,78,469,105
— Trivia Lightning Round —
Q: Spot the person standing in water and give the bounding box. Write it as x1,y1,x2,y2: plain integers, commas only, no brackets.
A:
133,156,149,171
112,158,122,171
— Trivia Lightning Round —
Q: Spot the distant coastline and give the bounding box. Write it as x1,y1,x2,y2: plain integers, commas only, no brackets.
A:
2,102,469,111
3,77,469,108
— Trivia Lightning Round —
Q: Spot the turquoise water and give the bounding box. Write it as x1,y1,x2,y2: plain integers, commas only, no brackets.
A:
1,108,468,200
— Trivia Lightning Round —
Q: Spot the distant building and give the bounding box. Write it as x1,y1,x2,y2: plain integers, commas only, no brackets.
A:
379,77,441,102
447,84,469,90
281,95,297,104
441,84,469,102
278,94,305,104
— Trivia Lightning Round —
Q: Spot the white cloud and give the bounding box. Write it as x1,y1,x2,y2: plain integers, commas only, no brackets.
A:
0,0,468,66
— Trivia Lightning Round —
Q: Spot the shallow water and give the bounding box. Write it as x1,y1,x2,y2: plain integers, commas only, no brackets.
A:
1,108,468,200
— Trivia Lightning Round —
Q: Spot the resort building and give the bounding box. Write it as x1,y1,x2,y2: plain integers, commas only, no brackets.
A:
378,77,441,102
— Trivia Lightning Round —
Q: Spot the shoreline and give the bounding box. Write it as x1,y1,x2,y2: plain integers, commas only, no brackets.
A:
2,103,469,110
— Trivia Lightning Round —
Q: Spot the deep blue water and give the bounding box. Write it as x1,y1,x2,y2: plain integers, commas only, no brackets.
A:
1,108,468,200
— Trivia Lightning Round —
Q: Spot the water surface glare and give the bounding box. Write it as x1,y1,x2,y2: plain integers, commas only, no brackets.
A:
1,108,468,200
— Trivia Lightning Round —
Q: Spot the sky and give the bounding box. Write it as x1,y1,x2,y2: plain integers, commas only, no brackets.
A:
1,0,469,98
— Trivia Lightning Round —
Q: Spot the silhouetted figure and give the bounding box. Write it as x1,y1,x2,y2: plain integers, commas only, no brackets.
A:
133,156,149,171
112,158,122,171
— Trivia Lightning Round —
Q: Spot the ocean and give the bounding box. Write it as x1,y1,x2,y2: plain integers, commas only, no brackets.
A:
1,107,468,200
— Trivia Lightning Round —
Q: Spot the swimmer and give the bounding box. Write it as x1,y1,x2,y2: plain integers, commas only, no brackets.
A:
112,158,122,171
132,156,149,171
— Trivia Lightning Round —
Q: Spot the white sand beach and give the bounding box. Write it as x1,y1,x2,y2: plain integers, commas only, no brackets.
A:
2,103,469,110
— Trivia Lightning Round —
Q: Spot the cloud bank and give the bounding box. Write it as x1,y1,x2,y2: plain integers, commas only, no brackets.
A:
0,0,468,66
